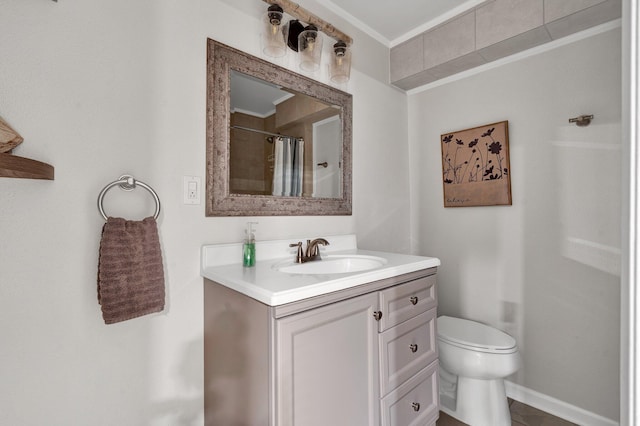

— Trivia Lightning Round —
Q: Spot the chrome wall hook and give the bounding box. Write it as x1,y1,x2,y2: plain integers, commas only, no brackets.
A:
569,114,594,127
117,174,136,191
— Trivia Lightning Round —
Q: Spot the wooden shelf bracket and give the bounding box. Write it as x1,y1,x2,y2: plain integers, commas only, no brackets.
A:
0,117,54,180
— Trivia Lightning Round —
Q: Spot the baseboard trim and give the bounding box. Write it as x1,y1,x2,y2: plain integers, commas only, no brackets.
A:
505,381,619,426
439,405,460,423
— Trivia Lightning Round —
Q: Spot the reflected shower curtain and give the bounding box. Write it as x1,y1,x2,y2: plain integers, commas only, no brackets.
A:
272,136,304,196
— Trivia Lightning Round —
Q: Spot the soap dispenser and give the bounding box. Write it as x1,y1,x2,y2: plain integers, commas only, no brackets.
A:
243,222,258,267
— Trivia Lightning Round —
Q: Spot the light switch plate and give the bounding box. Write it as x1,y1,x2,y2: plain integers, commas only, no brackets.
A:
183,176,201,205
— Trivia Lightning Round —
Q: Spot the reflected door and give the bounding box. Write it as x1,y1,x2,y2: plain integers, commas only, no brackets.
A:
313,115,342,198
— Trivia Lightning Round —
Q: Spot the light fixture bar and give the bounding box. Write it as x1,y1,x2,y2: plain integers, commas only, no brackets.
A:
261,0,353,45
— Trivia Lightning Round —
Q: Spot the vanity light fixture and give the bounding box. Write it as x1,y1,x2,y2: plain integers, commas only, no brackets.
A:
260,0,353,83
330,41,351,83
262,4,289,57
298,25,323,71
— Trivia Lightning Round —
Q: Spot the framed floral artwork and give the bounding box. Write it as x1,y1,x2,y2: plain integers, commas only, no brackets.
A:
440,121,512,207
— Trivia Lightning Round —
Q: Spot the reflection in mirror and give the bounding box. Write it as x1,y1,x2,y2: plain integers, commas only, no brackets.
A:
206,39,352,216
229,70,342,199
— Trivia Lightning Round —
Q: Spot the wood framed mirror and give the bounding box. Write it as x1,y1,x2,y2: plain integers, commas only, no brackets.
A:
206,39,352,216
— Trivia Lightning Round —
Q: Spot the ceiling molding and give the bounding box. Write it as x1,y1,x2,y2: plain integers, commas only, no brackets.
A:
315,0,491,48
314,0,392,47
390,0,490,47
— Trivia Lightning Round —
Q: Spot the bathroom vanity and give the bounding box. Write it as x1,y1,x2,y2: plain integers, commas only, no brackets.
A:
202,235,440,426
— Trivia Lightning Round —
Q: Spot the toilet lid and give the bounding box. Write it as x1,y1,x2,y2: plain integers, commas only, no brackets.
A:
437,316,517,352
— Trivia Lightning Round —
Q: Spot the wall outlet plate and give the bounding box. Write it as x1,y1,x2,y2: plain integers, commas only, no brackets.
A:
183,176,201,205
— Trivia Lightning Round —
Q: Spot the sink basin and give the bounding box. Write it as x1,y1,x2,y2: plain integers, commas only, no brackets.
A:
274,255,387,275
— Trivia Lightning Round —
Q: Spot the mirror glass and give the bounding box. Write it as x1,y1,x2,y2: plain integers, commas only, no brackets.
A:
206,39,352,216
229,70,342,198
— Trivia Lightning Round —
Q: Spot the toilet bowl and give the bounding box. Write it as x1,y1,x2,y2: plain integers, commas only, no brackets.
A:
437,316,520,426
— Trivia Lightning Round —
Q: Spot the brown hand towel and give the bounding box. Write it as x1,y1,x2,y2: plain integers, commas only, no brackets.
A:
97,217,165,324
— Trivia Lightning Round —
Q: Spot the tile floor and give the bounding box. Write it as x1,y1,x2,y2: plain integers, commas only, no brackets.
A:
436,399,578,426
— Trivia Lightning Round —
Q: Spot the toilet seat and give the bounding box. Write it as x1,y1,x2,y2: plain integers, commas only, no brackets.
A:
437,316,517,354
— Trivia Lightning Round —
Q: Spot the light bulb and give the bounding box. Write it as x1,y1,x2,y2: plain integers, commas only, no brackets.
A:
298,26,322,72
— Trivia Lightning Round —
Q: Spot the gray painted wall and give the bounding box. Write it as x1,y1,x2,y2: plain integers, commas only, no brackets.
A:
409,28,622,421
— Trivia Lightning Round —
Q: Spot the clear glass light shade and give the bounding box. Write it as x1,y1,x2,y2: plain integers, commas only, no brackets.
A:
297,29,323,72
262,10,288,57
330,44,351,83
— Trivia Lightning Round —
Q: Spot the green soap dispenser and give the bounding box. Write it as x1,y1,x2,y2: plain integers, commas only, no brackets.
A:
243,222,258,267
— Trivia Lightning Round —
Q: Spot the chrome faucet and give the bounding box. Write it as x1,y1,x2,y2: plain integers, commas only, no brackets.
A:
289,238,330,263
305,238,329,261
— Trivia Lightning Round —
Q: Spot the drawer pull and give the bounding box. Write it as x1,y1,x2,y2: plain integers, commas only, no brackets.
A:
410,296,419,305
373,311,383,321
409,344,418,353
412,402,420,412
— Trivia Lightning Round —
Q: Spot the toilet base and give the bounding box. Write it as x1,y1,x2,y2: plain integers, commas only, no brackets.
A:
441,376,511,426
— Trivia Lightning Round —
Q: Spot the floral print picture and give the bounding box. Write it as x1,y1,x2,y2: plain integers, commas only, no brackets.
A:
441,121,512,207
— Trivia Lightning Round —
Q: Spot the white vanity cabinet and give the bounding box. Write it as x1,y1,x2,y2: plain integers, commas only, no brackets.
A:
204,267,439,426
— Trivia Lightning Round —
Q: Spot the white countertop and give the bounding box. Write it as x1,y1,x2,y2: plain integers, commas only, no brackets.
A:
201,235,440,306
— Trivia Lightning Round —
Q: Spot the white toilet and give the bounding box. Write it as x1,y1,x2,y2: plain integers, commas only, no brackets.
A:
437,315,521,426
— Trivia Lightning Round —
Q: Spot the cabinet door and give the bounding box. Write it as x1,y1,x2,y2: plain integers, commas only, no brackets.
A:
275,292,380,426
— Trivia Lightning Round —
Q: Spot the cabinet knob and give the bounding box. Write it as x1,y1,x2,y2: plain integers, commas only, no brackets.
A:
373,311,383,321
412,402,420,412
409,344,418,353
410,296,418,305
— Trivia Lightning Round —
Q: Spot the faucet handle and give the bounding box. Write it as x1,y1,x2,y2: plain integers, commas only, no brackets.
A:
289,242,304,263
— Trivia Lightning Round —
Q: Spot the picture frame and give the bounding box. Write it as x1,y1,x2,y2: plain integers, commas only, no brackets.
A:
440,120,512,207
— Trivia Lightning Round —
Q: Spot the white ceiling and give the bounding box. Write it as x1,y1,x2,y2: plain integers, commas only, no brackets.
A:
229,0,495,111
316,0,488,46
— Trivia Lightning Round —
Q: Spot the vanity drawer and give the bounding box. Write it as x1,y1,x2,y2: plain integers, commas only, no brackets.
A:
379,274,436,331
379,308,437,396
381,360,440,426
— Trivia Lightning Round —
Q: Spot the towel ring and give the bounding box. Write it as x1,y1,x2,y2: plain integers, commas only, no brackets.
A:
97,175,161,221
